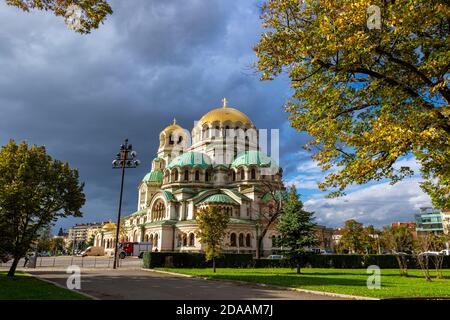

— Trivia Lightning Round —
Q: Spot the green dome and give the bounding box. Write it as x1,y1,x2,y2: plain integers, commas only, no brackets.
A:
167,152,212,169
231,151,275,168
199,194,237,205
142,170,163,184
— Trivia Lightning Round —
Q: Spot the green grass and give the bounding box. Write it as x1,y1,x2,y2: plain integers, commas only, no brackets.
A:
158,268,450,299
0,272,90,300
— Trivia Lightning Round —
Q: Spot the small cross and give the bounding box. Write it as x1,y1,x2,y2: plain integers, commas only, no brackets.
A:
222,97,228,108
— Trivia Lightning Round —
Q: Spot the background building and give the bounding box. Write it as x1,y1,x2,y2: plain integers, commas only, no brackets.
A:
415,207,444,235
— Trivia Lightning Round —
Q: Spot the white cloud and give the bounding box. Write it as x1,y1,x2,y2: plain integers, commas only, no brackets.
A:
304,178,432,228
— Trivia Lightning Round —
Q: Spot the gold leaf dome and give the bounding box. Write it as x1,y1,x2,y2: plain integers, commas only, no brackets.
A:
162,118,184,134
102,222,116,230
198,99,253,126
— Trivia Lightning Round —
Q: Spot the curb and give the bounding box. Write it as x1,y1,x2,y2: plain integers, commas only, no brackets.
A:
25,272,99,301
141,268,379,300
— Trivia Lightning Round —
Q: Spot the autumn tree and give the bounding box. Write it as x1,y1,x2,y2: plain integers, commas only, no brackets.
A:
337,220,373,254
255,0,450,208
6,0,112,34
276,185,317,274
381,226,414,276
0,140,85,277
50,237,66,255
195,207,230,273
254,181,287,258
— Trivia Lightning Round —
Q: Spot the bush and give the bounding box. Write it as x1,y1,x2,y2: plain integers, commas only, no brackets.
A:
142,252,253,269
142,253,450,269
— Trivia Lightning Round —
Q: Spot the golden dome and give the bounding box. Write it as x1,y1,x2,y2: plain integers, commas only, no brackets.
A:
102,222,116,230
162,118,183,134
198,98,253,126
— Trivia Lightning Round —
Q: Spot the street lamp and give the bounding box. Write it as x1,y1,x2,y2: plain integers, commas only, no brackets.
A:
112,139,140,269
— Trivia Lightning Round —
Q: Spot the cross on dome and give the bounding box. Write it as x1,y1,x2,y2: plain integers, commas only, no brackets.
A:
222,97,228,108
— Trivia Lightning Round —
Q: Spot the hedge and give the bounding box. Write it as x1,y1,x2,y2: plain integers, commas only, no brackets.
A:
143,252,450,269
256,254,450,269
143,252,253,269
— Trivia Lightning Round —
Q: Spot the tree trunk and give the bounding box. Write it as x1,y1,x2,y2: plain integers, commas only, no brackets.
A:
296,264,301,274
213,258,216,273
256,234,265,259
7,256,20,277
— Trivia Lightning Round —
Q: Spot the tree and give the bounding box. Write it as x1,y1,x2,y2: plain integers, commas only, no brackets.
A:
381,226,414,276
254,0,450,209
50,237,65,255
276,185,317,274
254,181,287,258
0,140,85,277
337,220,371,254
6,0,112,34
195,207,230,273
87,234,95,247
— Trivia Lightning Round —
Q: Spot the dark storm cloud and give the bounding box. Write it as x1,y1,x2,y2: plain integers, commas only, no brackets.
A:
0,0,305,232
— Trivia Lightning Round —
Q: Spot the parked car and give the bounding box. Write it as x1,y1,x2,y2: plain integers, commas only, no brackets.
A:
419,251,441,256
80,246,105,257
267,254,284,259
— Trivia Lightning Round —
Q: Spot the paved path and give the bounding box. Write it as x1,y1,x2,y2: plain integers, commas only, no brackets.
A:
28,269,347,300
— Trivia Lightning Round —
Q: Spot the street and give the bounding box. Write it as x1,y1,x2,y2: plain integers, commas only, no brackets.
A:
27,268,346,300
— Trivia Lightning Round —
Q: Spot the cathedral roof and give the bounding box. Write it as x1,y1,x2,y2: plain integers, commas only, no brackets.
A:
167,152,212,169
198,193,238,205
162,118,184,134
198,100,253,126
231,150,276,168
142,170,163,184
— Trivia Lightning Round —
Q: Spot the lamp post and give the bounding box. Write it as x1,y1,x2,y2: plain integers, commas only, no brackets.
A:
112,139,140,269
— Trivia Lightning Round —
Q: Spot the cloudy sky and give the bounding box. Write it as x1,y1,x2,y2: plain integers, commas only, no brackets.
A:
0,0,432,233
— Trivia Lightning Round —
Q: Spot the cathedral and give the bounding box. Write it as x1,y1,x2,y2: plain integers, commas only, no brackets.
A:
96,100,284,256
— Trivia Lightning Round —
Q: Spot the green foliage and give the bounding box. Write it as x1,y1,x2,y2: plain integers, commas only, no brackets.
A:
337,220,379,254
255,0,450,208
255,254,450,269
0,140,85,276
276,185,317,272
142,252,253,269
195,207,230,271
6,0,113,34
50,237,65,255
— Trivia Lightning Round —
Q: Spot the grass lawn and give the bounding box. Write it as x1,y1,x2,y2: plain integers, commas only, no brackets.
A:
0,271,90,300
158,268,450,299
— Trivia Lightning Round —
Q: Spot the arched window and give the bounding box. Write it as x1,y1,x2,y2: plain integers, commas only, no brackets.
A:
169,134,174,145
195,170,200,181
133,230,138,242
184,170,189,181
152,199,166,221
240,169,245,180
182,234,187,246
225,125,230,137
232,171,236,181
174,170,179,181
205,171,209,182
239,234,244,247
154,234,159,247
246,234,251,247
149,234,154,245
189,233,195,246
230,233,237,247
144,234,149,242
251,168,256,179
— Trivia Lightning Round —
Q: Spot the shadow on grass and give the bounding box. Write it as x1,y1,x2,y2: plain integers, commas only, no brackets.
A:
204,274,380,288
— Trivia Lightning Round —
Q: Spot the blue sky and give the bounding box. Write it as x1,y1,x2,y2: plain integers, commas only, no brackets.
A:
0,0,432,233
